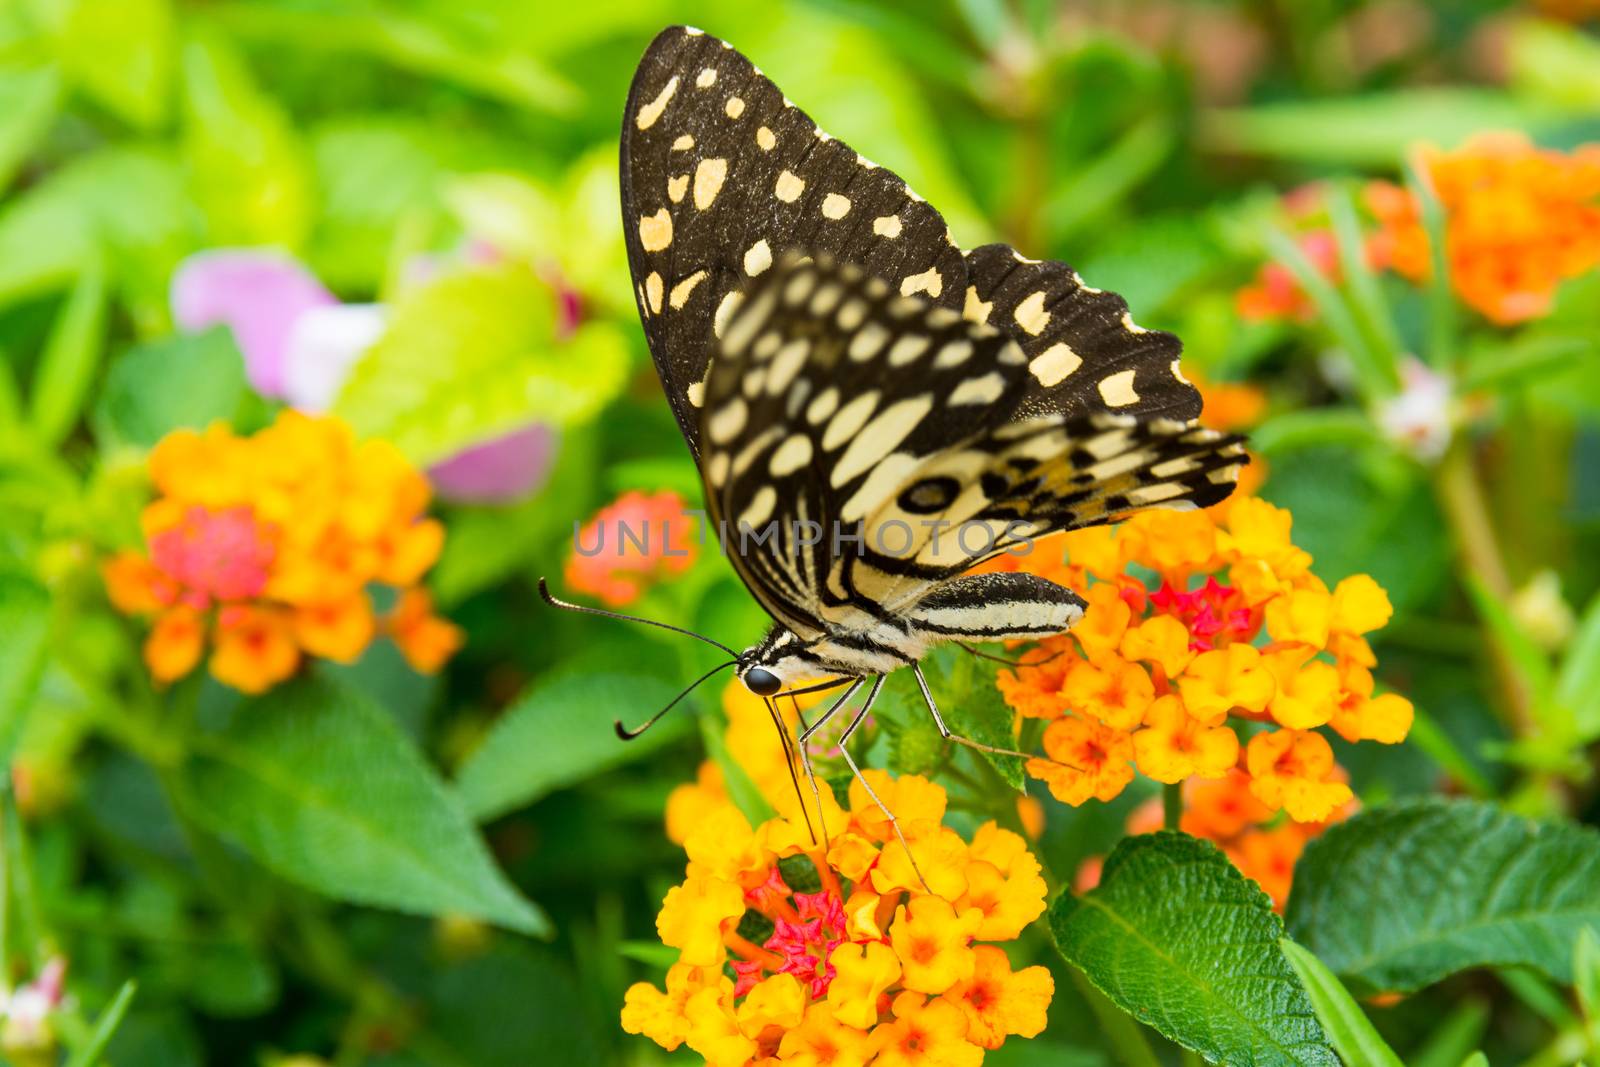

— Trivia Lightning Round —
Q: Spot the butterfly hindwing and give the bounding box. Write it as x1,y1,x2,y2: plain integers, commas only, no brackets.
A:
702,255,1246,630
621,25,967,457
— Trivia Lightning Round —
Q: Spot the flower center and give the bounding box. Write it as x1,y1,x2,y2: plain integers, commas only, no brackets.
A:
150,505,275,608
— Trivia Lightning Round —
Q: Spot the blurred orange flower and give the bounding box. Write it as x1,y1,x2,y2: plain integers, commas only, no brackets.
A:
1367,132,1600,324
102,413,460,693
564,489,698,606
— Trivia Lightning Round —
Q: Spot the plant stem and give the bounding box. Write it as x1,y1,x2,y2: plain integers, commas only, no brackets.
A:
1434,439,1536,737
1163,782,1182,831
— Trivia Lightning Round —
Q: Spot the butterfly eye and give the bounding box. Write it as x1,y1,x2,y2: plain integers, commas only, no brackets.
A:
743,667,782,697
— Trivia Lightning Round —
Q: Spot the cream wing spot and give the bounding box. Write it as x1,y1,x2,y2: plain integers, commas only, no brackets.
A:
687,381,706,408
635,76,678,130
1121,311,1148,333
948,372,1005,406
667,174,688,203
707,451,729,486
757,126,776,150
645,272,663,313
671,134,693,151
1171,359,1191,384
822,392,880,451
713,291,742,338
1098,369,1141,407
1013,291,1050,335
837,299,867,331
696,67,717,88
1128,482,1187,505
963,286,993,324
900,267,943,298
888,334,930,366
775,170,806,203
849,322,890,361
693,158,728,210
807,387,840,424
738,486,776,530
669,270,707,310
822,193,851,219
873,215,902,238
638,209,672,252
725,96,745,119
769,435,814,476
766,339,810,395
933,339,974,368
744,239,773,276
708,397,748,445
1029,343,1082,387
831,396,935,486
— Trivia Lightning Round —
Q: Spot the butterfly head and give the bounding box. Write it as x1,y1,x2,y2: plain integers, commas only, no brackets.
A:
735,626,819,696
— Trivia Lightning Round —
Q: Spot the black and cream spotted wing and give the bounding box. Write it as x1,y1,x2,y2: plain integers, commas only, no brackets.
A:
620,25,1198,459
701,255,1246,638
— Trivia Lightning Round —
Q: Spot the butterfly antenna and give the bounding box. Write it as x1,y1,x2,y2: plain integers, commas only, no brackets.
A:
764,696,817,844
539,578,738,657
616,660,735,740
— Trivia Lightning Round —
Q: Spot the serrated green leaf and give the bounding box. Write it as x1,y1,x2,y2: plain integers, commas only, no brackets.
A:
1280,939,1405,1067
455,671,694,822
93,327,247,449
180,675,548,935
0,568,51,767
1286,798,1600,992
28,258,108,447
333,266,628,465
1050,831,1336,1067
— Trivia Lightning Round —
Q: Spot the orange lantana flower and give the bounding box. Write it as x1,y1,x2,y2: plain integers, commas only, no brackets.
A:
102,413,460,693
623,774,1053,1065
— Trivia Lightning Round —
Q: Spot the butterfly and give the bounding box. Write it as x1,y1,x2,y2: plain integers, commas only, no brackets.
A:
546,25,1246,860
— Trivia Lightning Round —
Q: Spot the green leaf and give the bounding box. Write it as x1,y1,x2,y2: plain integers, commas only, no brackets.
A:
455,671,694,822
1285,798,1600,992
57,0,174,129
93,327,248,449
64,980,139,1067
0,569,51,767
1280,940,1405,1067
0,65,61,192
925,645,1025,789
1507,19,1600,110
180,675,548,935
1456,1054,1488,1067
1050,831,1337,1067
180,30,313,248
1251,409,1383,457
1577,927,1600,1025
1204,89,1566,166
1464,575,1557,717
333,266,628,465
1560,590,1600,742
27,258,108,447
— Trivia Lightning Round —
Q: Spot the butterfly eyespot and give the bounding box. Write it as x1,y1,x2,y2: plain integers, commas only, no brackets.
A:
898,477,960,515
743,667,782,696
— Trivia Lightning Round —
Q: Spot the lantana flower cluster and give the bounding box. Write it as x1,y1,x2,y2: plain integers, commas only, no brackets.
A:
1238,135,1600,327
564,488,699,607
103,413,461,693
629,772,1053,1066
1367,132,1600,325
990,491,1412,824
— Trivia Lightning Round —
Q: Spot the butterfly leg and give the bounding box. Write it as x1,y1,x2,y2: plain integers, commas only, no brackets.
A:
794,678,865,849
826,676,932,893
911,661,1042,764
958,642,1067,669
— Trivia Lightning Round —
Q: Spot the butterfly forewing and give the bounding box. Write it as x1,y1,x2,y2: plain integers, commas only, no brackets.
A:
621,26,967,457
961,244,1201,423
